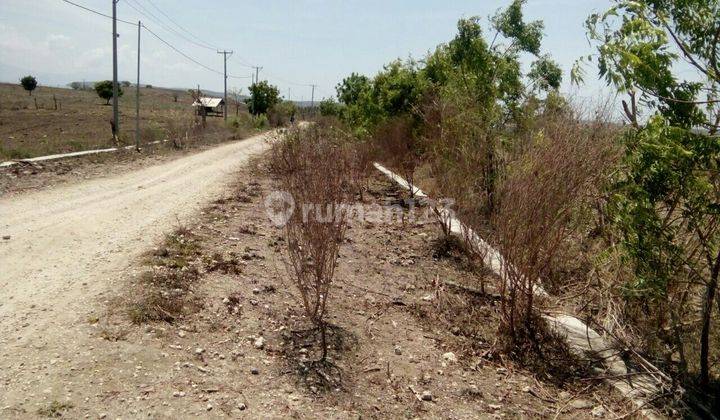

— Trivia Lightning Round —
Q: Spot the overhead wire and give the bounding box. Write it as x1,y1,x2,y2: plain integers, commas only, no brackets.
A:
60,0,135,25
59,0,320,91
124,0,219,52
145,0,220,51
141,25,225,76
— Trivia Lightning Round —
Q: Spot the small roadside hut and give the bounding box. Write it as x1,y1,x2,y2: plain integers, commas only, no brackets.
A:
192,97,224,117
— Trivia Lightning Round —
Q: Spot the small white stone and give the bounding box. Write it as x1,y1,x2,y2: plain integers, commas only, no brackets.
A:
253,337,265,349
442,352,458,363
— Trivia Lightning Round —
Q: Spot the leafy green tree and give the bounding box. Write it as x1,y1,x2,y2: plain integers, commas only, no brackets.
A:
20,75,37,96
341,61,424,131
246,81,280,115
336,73,370,106
528,56,562,92
94,80,123,105
319,98,342,117
580,0,720,388
420,1,555,221
576,0,720,130
371,60,424,118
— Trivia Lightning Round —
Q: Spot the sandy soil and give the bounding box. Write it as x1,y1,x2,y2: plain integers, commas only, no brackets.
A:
0,133,273,418
0,137,630,419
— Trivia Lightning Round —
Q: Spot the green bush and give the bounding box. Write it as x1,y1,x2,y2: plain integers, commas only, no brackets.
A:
246,81,280,115
227,114,254,132
20,75,38,96
268,100,297,127
94,80,123,105
253,114,268,129
319,99,343,117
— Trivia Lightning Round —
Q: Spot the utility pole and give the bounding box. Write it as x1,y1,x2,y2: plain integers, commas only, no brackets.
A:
309,84,317,108
252,66,263,84
135,21,141,151
112,0,119,144
217,50,233,122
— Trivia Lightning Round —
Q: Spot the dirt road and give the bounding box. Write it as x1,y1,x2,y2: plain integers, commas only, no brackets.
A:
0,133,271,416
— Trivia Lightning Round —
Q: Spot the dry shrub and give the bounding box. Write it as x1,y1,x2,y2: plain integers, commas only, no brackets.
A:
492,107,620,347
271,123,359,362
166,114,204,149
346,138,375,200
128,228,203,324
373,117,421,197
420,90,498,234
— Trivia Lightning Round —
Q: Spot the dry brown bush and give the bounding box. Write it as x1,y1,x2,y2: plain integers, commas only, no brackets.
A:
491,106,620,346
373,117,421,198
271,123,359,362
420,91,499,233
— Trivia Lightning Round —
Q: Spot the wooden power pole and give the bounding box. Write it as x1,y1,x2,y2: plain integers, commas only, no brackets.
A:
112,0,120,143
217,50,233,122
310,84,317,108
135,21,141,151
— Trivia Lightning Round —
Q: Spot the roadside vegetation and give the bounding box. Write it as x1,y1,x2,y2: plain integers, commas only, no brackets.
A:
8,0,718,416
310,0,720,415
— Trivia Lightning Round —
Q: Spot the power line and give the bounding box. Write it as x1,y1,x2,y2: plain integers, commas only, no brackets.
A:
58,0,315,90
264,70,310,87
141,25,224,75
59,0,228,77
60,0,135,25
137,23,251,80
124,0,218,52
138,0,257,70
145,0,220,51
227,54,257,69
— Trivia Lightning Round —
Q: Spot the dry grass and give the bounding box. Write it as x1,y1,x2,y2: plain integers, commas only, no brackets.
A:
491,107,620,345
127,227,204,324
0,83,255,159
36,400,74,418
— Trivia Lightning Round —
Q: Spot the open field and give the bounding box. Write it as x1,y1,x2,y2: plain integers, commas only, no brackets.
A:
0,82,241,160
0,152,631,418
2,0,719,415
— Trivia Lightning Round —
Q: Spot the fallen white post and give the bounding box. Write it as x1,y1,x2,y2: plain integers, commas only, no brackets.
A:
374,162,666,420
0,140,167,168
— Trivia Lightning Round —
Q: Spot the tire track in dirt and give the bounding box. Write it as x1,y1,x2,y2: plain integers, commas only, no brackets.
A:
0,133,271,408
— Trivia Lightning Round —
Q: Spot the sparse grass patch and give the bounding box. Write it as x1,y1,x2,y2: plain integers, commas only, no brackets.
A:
430,233,466,260
204,251,243,274
98,325,129,342
128,227,204,324
37,400,73,418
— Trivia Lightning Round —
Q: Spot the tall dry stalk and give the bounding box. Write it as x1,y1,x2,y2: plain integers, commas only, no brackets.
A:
373,117,420,198
272,123,356,360
492,108,619,345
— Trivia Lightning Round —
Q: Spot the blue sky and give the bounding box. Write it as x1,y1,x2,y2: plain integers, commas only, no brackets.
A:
0,0,615,101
